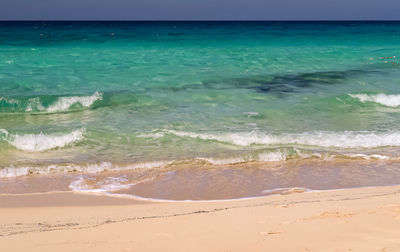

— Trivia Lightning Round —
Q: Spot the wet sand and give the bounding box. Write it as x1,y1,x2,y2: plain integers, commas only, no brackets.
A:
2,158,400,200
1,185,400,251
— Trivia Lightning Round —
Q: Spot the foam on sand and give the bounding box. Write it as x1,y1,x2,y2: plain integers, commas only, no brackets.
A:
69,176,133,193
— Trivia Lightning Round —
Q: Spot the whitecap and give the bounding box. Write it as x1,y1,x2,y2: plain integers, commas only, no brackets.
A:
258,150,287,161
46,91,103,112
25,97,45,112
1,92,102,113
0,160,173,178
164,129,400,149
349,93,400,107
1,128,86,152
342,153,390,160
197,157,248,165
136,132,165,139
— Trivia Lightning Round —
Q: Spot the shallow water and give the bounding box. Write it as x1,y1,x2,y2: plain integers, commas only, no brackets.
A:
1,21,400,199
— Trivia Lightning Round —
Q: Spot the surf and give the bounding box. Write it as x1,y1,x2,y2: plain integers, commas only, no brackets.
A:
0,128,86,152
349,93,400,107
0,92,103,113
160,129,400,149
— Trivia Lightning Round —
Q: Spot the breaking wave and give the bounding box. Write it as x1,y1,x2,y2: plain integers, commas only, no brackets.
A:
163,129,400,149
196,150,288,165
46,92,102,112
0,128,86,152
0,161,172,178
349,93,400,107
0,151,392,178
0,92,102,113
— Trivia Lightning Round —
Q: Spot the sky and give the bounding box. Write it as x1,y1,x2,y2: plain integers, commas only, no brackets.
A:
1,0,399,20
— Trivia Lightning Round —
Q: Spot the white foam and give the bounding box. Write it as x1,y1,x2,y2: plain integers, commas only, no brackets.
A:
0,166,31,178
261,187,311,194
0,97,19,105
0,164,81,178
1,92,102,113
0,161,172,178
1,128,86,152
196,149,288,165
70,176,132,192
294,149,335,160
68,177,95,192
46,92,102,112
197,157,248,165
69,175,157,194
258,150,287,161
0,128,8,136
349,93,400,107
99,177,132,191
164,129,400,149
243,111,259,116
25,97,45,112
136,132,165,139
343,153,390,160
369,154,390,160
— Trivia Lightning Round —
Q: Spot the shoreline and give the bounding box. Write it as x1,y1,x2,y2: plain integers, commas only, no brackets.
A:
1,185,400,251
2,183,399,204
2,157,400,200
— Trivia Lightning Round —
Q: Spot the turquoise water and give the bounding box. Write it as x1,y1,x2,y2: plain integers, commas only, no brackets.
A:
2,21,400,182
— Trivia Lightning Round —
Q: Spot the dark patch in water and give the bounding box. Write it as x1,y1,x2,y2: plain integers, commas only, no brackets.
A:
164,68,385,95
202,69,367,94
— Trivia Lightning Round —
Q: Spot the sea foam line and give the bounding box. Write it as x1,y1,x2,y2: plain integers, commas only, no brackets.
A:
0,151,392,179
196,150,288,165
162,129,400,148
0,160,173,178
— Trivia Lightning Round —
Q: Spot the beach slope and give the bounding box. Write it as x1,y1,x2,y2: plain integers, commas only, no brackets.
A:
1,186,400,251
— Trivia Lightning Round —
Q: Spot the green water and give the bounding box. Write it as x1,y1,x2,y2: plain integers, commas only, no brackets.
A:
2,21,400,177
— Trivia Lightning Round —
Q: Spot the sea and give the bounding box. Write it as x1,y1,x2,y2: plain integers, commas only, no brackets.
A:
1,21,400,200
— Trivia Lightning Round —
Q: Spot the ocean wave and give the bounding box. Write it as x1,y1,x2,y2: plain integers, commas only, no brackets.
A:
0,160,172,178
196,157,249,165
25,97,45,112
46,91,102,112
258,151,287,161
341,153,389,160
0,151,392,179
163,129,400,149
349,93,400,107
0,92,102,113
0,128,86,152
196,150,288,165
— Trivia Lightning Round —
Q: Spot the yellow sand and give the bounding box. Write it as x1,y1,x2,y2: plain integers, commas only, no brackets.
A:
1,186,400,251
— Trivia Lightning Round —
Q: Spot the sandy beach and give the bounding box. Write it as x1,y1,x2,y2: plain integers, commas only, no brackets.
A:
1,186,400,251
2,20,400,252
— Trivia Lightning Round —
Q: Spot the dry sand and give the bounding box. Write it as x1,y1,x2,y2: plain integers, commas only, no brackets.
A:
1,186,400,251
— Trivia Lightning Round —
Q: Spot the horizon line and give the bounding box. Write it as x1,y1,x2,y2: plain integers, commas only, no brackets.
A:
1,19,400,22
